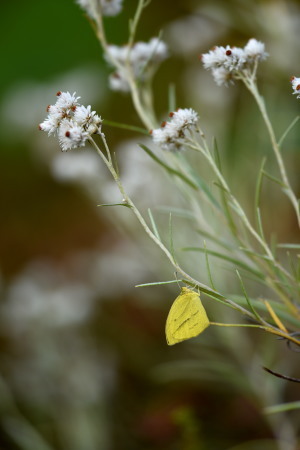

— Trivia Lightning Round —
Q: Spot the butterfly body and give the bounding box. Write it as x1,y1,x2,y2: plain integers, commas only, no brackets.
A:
166,287,210,345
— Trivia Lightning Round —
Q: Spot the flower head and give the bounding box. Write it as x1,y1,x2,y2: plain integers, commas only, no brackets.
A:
106,38,168,92
244,38,268,61
76,0,123,19
39,92,102,151
151,108,199,151
290,76,300,99
202,38,268,86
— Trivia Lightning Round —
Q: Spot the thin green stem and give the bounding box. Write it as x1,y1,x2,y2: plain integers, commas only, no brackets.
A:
243,78,300,227
186,136,299,314
89,135,255,319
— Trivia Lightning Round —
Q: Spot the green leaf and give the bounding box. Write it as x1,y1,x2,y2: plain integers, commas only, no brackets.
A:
254,157,266,225
97,202,131,208
277,243,300,250
256,207,266,242
204,241,216,290
264,401,300,415
103,119,148,135
182,247,264,280
156,206,195,220
136,280,181,287
262,170,286,187
231,295,300,328
140,144,198,190
196,229,233,251
169,213,176,263
278,115,300,147
148,208,161,241
236,270,263,323
168,83,176,112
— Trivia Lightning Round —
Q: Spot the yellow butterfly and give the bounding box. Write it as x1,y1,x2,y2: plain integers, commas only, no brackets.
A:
166,287,210,345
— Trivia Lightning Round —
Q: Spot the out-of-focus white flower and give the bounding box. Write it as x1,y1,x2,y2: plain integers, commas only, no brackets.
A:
101,0,123,16
290,76,300,98
212,67,233,87
2,261,95,332
202,38,268,86
52,149,104,182
106,38,168,92
151,108,199,151
244,38,268,61
39,91,102,151
76,0,123,19
108,71,130,92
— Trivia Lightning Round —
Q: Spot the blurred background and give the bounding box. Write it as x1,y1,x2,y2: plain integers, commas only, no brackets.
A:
0,0,300,449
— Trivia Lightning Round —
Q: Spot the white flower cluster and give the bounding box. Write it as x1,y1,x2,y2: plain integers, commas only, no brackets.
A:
202,38,268,86
106,38,168,92
39,92,102,151
290,76,300,99
76,0,123,19
151,108,199,151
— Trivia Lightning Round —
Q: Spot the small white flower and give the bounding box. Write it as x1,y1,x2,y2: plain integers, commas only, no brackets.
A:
58,119,89,151
202,38,268,87
39,91,102,151
201,46,228,70
108,71,130,92
39,115,61,135
56,91,80,111
244,38,268,61
151,126,181,151
101,0,123,16
76,0,123,19
106,38,168,92
106,44,128,65
291,76,300,98
211,67,233,87
133,38,168,64
171,108,199,129
73,104,102,133
151,108,198,151
224,46,246,71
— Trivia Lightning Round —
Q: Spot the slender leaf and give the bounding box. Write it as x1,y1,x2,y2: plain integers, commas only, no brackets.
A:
136,280,181,287
103,119,148,135
231,295,300,328
277,243,300,250
262,170,286,187
196,228,234,251
264,401,300,415
256,207,266,242
148,208,161,241
169,213,176,262
236,270,263,323
254,157,266,226
204,241,216,290
97,202,131,208
140,144,198,190
183,247,264,279
278,115,300,147
168,83,176,112
156,206,195,220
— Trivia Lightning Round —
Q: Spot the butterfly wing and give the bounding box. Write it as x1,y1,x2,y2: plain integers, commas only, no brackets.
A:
166,287,210,345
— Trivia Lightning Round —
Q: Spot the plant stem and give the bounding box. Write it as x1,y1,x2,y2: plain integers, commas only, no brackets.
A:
89,135,255,319
244,78,300,227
